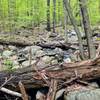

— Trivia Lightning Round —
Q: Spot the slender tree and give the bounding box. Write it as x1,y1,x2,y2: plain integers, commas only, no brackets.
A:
47,0,51,31
63,2,68,42
63,0,85,59
8,0,16,31
99,0,100,13
53,0,56,33
58,0,61,24
0,0,3,31
79,0,96,59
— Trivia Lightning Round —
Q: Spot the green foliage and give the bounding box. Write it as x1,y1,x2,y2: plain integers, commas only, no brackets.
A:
0,0,99,32
4,59,14,71
71,0,100,25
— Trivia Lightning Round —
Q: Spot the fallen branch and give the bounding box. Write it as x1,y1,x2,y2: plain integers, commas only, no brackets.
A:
18,81,28,100
0,87,22,97
36,41,75,50
47,80,57,100
0,76,15,89
0,34,33,46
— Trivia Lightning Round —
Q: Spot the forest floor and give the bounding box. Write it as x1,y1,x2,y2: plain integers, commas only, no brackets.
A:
0,26,99,100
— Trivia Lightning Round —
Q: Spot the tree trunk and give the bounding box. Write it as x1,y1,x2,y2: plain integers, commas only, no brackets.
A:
8,0,16,32
53,0,56,33
79,0,96,59
58,0,61,24
63,4,68,42
47,0,51,31
63,0,85,60
99,0,100,13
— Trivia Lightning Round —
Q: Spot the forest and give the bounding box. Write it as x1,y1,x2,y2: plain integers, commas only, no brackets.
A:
0,0,99,100
0,0,100,32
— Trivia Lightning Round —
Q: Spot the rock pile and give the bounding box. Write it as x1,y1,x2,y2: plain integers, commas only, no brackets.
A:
0,44,76,71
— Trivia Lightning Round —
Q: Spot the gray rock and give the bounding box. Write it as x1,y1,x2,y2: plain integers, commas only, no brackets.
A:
51,59,58,65
41,56,53,64
37,60,48,68
35,50,45,57
64,89,100,100
54,48,63,55
33,46,42,51
8,45,17,51
69,35,78,43
22,60,36,67
2,50,14,58
36,56,53,68
44,49,56,56
55,54,63,61
36,91,46,100
49,32,58,38
89,82,99,88
55,89,65,100
23,46,42,55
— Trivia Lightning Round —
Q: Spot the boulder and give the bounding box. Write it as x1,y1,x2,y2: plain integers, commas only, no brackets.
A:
64,89,100,100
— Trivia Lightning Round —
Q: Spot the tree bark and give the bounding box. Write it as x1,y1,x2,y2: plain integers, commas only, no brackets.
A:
36,41,76,50
63,0,85,60
79,0,96,59
47,0,51,31
63,2,69,42
53,0,56,33
0,56,99,89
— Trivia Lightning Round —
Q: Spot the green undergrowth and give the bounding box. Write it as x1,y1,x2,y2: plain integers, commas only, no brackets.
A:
0,0,99,32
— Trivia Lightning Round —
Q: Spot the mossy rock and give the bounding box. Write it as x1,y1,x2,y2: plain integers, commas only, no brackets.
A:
64,89,100,100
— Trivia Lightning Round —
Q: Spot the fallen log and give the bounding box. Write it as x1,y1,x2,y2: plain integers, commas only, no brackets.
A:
36,41,76,50
36,41,99,51
0,56,99,89
0,34,33,46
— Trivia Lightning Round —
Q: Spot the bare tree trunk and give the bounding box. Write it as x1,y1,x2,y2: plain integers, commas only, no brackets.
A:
79,0,96,59
8,0,16,32
63,0,85,60
47,0,51,31
58,0,61,24
99,0,100,13
63,3,68,42
53,0,56,33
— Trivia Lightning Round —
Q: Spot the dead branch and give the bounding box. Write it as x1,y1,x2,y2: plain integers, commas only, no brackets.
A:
18,81,29,100
47,80,57,100
0,87,22,97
